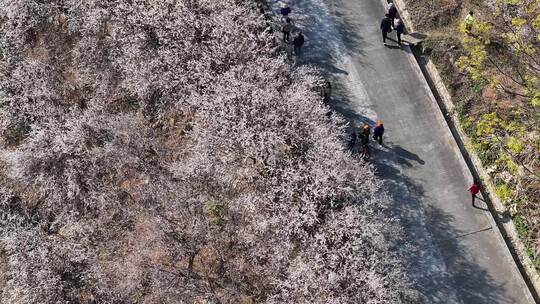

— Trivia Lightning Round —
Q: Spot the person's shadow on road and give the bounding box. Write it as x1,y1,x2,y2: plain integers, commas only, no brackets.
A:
384,44,402,50
391,145,425,165
472,197,488,211
473,197,512,224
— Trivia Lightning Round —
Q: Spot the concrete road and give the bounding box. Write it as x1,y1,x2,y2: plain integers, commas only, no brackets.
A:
270,0,535,303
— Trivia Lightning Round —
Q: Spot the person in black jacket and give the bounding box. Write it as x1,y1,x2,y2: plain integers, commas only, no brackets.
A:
388,3,398,24
360,123,371,146
293,32,304,55
280,3,291,18
348,131,357,151
373,120,384,145
360,123,371,157
380,14,392,45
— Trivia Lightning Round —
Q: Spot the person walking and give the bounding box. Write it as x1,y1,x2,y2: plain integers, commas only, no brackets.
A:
280,2,291,19
282,18,292,42
348,131,357,151
323,79,332,103
359,123,371,156
394,18,405,45
373,120,384,145
361,123,371,146
468,180,481,206
293,31,304,55
380,14,393,45
388,3,398,25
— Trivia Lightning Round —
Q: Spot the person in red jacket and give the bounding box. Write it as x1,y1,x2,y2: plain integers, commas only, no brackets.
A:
468,179,481,206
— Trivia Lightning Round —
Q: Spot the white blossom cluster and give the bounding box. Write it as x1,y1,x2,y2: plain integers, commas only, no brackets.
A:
0,0,419,303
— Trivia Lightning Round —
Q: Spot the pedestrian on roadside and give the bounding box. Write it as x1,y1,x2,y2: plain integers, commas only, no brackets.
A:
360,123,371,146
323,79,332,103
373,120,384,145
280,2,291,19
380,14,393,45
464,11,474,33
359,124,371,157
282,17,292,42
348,131,357,151
293,31,304,55
468,179,481,206
388,2,398,25
394,18,405,45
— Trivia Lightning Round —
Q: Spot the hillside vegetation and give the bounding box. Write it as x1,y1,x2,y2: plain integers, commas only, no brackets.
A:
0,0,417,303
403,0,540,267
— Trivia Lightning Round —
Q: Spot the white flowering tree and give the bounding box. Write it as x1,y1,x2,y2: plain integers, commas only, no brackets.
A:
0,0,419,303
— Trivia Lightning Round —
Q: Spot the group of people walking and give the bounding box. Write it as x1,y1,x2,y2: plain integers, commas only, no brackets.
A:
279,3,305,55
349,121,385,157
281,1,406,51
380,3,405,46
275,1,485,209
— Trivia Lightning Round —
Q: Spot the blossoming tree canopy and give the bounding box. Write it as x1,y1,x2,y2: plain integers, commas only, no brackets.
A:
0,0,417,303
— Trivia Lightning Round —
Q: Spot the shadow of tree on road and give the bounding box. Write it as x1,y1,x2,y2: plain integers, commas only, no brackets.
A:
321,60,512,301
326,74,376,129
371,141,514,303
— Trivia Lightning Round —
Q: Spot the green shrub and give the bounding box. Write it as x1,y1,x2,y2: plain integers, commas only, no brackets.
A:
513,215,531,239
206,201,224,225
476,112,500,137
494,182,513,202
474,140,499,166
506,136,525,154
473,80,487,93
460,114,475,135
495,154,518,173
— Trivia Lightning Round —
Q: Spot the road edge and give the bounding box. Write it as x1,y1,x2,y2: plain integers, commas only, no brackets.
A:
390,0,539,302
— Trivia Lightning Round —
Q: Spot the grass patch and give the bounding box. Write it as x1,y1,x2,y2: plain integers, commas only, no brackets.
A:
513,215,531,239
206,201,224,225
513,214,540,269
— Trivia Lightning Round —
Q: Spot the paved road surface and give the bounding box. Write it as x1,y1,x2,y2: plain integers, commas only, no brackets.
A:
270,0,535,303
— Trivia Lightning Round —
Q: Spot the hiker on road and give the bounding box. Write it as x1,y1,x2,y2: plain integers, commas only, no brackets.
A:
360,123,371,147
359,123,371,158
380,14,393,45
280,2,291,19
394,18,404,45
468,180,481,206
293,31,304,55
373,121,384,145
282,18,292,42
323,80,332,103
348,131,357,151
388,3,398,25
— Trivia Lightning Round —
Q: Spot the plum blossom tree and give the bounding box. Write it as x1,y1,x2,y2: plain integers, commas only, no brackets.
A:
0,0,419,303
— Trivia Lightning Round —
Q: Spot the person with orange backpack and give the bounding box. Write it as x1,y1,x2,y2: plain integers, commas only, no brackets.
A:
360,123,371,150
373,121,384,145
